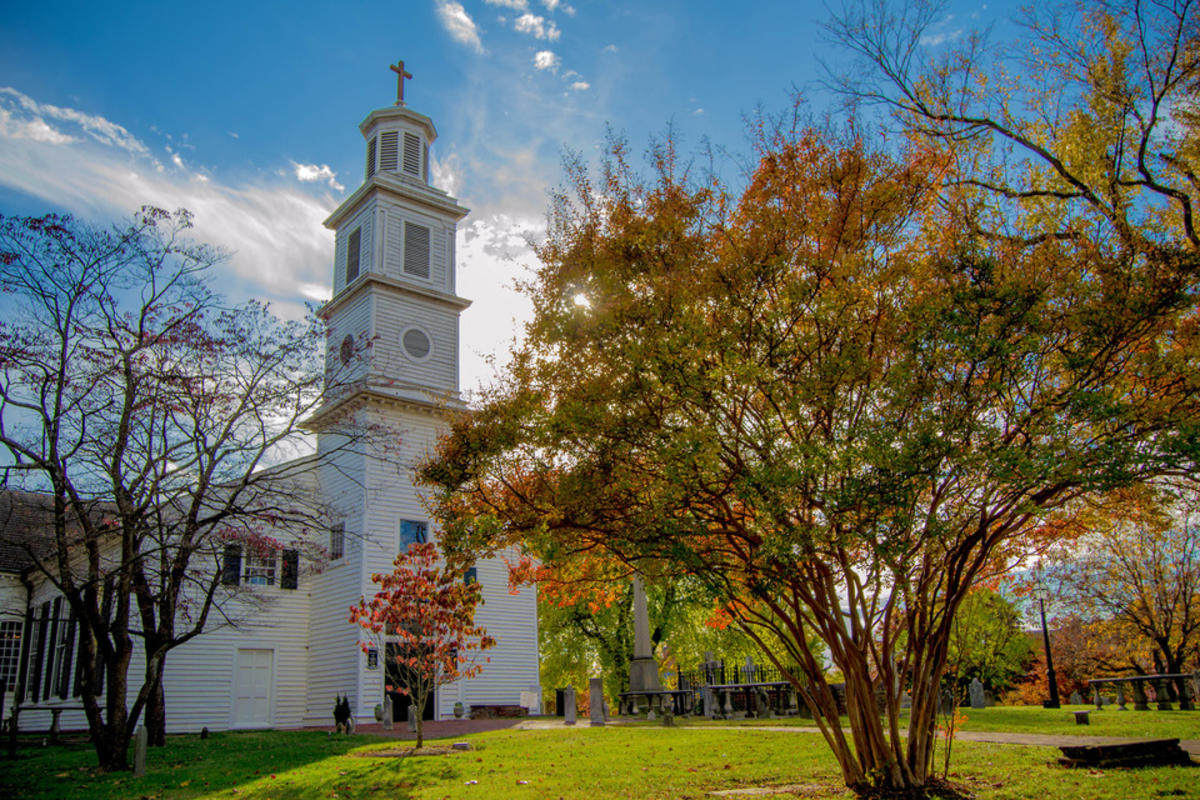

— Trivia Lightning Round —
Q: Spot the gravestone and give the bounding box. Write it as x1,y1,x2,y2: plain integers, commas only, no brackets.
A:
1069,690,1084,705
589,677,606,726
407,705,417,732
969,678,986,709
900,691,912,710
563,685,577,725
382,696,393,730
701,651,722,686
755,685,774,718
742,656,756,683
133,725,147,778
628,575,661,693
702,686,715,719
938,689,955,716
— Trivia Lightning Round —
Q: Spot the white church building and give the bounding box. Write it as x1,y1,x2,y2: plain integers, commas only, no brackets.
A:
0,72,541,733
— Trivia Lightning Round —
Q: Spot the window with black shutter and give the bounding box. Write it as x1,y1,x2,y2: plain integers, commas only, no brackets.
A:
366,135,377,177
222,544,242,586
281,549,299,590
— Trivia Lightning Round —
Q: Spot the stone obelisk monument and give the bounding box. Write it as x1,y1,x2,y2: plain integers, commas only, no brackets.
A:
628,574,661,692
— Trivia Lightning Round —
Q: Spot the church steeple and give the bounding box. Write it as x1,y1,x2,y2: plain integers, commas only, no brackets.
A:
320,61,470,405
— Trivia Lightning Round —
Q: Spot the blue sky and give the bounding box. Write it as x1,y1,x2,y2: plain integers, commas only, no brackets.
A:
0,0,1005,392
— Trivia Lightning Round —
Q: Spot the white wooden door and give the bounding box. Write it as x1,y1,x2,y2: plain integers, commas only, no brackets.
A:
233,649,274,728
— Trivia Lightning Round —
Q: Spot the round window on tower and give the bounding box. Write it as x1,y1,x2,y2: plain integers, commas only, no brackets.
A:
339,334,355,365
401,326,432,362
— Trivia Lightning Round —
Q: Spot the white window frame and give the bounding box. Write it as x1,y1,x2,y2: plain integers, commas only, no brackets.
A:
243,551,276,586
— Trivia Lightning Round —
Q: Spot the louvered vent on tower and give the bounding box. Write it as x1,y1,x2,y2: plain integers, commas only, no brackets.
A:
346,227,362,283
366,136,377,178
403,132,422,177
404,222,430,278
379,131,399,172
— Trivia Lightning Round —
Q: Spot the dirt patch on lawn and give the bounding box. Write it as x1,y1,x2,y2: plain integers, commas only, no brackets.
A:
709,784,849,797
355,745,463,758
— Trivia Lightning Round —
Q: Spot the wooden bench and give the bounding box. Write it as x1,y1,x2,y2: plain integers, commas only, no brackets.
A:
1058,738,1194,768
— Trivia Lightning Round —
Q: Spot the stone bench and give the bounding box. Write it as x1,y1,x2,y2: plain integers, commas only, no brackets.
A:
1058,738,1194,768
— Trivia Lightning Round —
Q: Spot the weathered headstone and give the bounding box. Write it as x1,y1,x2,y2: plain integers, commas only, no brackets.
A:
701,651,722,685
969,678,986,709
563,685,577,725
382,696,393,730
702,686,715,719
589,677,606,726
1069,690,1084,706
407,705,417,732
133,725,147,778
938,689,955,716
755,685,774,718
742,656,756,683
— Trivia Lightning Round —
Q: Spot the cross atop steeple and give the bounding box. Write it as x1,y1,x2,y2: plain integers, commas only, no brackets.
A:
390,60,413,106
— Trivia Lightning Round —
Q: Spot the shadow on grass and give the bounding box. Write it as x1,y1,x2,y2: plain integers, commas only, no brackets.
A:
0,729,472,800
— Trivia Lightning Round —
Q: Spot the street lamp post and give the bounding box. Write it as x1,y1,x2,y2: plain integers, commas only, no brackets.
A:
1039,597,1061,708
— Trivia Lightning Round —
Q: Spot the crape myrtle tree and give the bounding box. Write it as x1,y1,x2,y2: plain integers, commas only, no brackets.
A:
350,541,495,750
0,208,366,771
418,69,1200,800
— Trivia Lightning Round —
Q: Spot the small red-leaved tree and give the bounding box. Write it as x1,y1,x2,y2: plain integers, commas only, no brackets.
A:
350,541,495,748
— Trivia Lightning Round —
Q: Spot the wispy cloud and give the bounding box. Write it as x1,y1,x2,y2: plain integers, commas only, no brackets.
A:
291,161,344,192
484,0,527,8
435,0,485,53
0,87,337,320
534,50,560,71
514,12,560,40
570,81,590,91
0,86,147,155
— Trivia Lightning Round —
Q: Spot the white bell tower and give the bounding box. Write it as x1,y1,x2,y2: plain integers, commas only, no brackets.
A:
305,62,540,724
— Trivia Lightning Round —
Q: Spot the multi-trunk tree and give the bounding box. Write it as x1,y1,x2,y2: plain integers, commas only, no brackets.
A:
0,208,363,770
350,541,494,749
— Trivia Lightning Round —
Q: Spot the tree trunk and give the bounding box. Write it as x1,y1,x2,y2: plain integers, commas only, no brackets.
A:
145,666,166,746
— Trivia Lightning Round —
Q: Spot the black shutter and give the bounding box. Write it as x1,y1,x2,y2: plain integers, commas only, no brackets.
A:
222,544,242,586
44,598,61,701
31,602,49,701
346,228,361,283
58,610,76,699
16,605,33,704
73,626,86,697
281,549,299,590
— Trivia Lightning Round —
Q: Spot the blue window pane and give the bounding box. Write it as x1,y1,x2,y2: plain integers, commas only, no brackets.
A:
399,520,427,550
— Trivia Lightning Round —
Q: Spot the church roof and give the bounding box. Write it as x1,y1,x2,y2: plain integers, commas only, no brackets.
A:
0,489,112,575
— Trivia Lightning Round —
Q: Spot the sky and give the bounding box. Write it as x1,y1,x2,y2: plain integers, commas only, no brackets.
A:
0,0,1009,395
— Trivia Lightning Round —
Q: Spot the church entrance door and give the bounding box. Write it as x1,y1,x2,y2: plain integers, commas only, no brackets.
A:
385,643,435,721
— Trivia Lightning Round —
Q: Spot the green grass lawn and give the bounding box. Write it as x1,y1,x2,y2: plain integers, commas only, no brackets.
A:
956,704,1200,739
690,703,1200,741
1,720,1197,800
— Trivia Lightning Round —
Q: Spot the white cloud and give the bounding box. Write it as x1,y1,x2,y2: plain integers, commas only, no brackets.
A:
435,0,484,53
484,0,527,8
291,161,344,192
0,87,147,155
171,151,184,169
693,108,704,116
541,0,559,9
534,50,560,71
514,12,560,40
0,108,76,144
570,81,590,91
0,88,337,320
602,44,618,53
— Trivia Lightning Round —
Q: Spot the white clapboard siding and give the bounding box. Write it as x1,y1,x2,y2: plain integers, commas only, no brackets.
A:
379,202,452,294
369,293,458,394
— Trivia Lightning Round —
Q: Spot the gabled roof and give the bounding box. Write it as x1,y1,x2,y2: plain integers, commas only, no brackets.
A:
0,489,60,575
